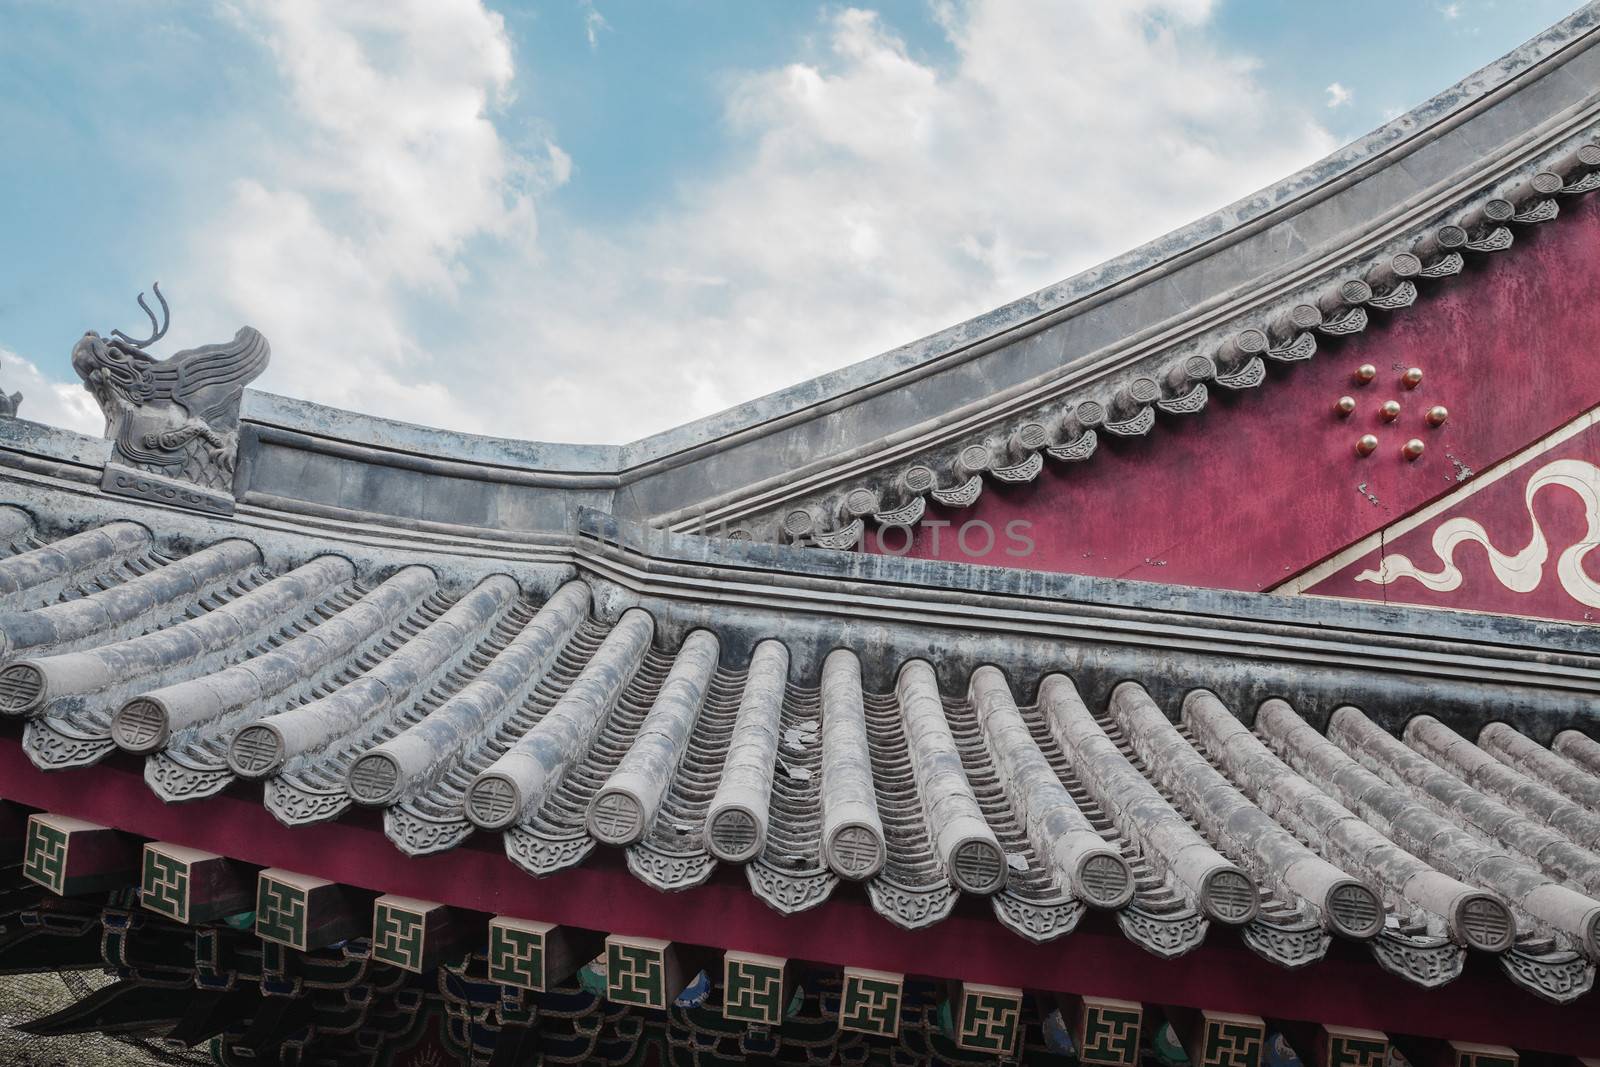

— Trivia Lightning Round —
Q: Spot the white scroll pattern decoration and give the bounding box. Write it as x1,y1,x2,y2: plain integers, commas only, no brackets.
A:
1355,458,1600,608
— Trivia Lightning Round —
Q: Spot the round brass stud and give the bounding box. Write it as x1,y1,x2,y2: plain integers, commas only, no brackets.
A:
1335,396,1356,417
1426,405,1448,427
1402,367,1423,388
1354,364,1377,385
1381,400,1401,422
1355,434,1379,457
1403,438,1425,461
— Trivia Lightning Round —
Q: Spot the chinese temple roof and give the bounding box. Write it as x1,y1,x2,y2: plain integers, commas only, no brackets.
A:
1,501,1597,1008
5,6,1600,1064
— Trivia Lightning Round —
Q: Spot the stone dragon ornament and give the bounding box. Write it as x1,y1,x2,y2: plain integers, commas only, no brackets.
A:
72,284,269,514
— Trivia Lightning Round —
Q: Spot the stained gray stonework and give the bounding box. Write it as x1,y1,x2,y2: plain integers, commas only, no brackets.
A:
72,286,268,516
1,492,1599,1002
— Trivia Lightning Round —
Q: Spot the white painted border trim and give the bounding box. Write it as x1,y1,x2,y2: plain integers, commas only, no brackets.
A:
1273,404,1600,594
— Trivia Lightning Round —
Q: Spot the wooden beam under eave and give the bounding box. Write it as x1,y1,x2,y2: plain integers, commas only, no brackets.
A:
140,842,252,925
839,965,905,1039
1443,1041,1518,1067
952,981,1024,1057
1318,1024,1389,1067
1072,994,1143,1067
1165,1006,1266,1067
723,949,791,1029
370,894,471,974
604,933,686,1013
487,916,604,993
255,868,365,952
21,813,137,896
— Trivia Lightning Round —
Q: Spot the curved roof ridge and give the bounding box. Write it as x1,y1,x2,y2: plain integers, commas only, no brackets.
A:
242,2,1596,468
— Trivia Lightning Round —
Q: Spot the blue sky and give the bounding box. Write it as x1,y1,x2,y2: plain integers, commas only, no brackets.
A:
0,0,1583,441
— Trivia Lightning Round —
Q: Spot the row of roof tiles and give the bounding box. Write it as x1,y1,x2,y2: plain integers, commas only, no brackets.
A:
0,517,1598,1003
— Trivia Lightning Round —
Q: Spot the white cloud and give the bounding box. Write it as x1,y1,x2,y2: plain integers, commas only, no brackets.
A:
453,2,1337,441
1325,81,1352,108
1440,3,1462,19
172,0,546,430
581,1,609,50
108,0,1335,447
0,348,103,436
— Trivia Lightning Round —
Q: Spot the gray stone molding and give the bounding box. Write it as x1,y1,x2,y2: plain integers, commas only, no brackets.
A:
1127,687,1383,940
1410,716,1600,852
227,575,518,780
818,649,886,882
1044,676,1258,926
1184,693,1514,953
703,639,789,863
1260,699,1600,960
968,666,1131,909
895,660,1006,896
344,579,589,806
464,608,653,830
1331,707,1600,900
587,628,719,846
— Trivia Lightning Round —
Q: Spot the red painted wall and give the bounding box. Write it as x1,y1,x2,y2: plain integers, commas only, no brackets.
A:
1304,414,1600,623
866,196,1600,599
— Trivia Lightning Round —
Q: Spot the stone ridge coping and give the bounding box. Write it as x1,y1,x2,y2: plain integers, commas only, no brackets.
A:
574,507,1600,662
238,4,1598,472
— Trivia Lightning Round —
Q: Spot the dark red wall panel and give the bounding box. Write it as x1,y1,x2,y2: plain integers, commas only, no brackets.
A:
866,196,1600,602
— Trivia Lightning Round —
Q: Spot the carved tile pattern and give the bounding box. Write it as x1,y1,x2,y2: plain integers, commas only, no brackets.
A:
745,862,837,914
723,956,785,1027
255,876,309,951
625,842,716,891
487,922,544,991
865,878,957,929
606,941,667,1010
1454,1050,1517,1067
1325,1032,1387,1067
371,901,428,972
838,969,902,1038
990,892,1085,943
1078,1001,1142,1066
1368,932,1463,989
1197,1017,1264,1067
140,848,190,923
1498,948,1594,1004
22,818,68,894
1117,906,1208,959
1241,918,1329,968
956,987,1023,1055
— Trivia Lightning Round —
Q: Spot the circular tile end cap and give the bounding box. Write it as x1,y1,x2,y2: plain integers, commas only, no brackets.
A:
1200,866,1259,925
1325,879,1384,940
1074,849,1135,910
0,663,46,716
227,723,286,779
824,821,885,882
1452,892,1514,953
465,772,524,830
705,805,763,863
949,836,1007,895
111,697,170,754
588,788,645,845
346,751,403,806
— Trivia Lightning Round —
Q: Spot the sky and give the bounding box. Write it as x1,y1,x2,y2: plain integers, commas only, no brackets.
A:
0,0,1584,443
